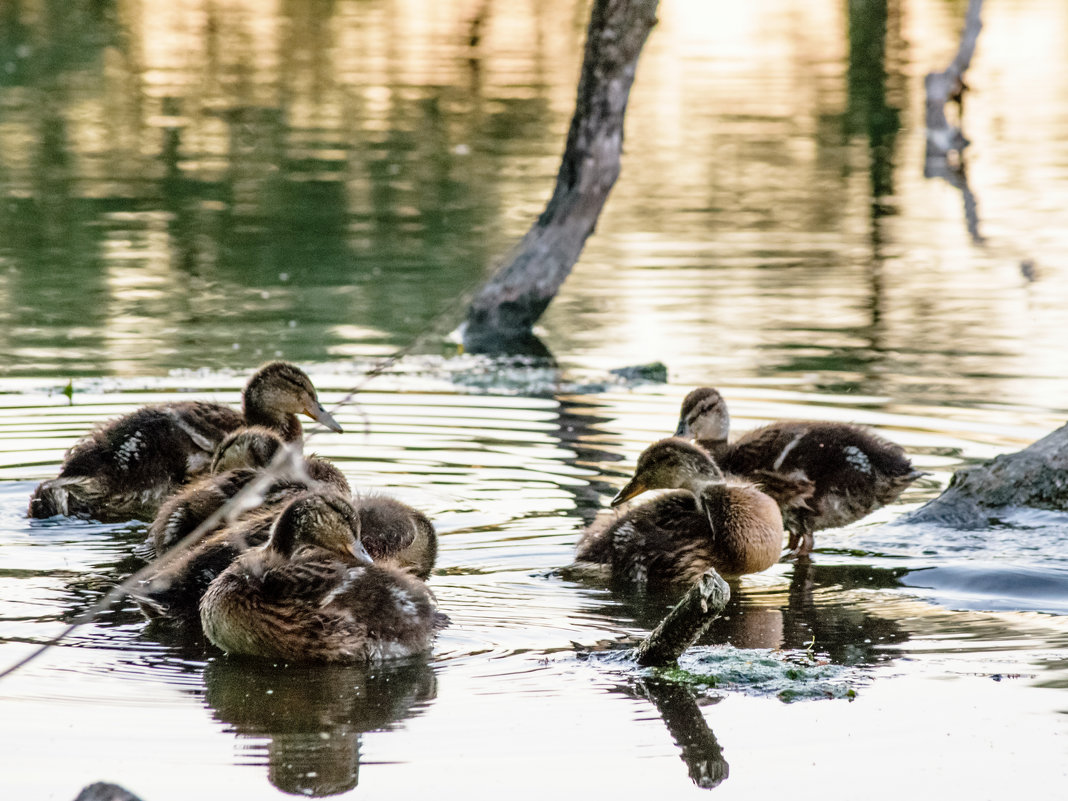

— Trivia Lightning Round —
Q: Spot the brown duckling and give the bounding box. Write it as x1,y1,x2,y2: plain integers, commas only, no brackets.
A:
199,493,441,663
28,361,343,522
352,493,438,580
143,427,351,558
136,488,437,620
576,438,785,587
674,387,924,556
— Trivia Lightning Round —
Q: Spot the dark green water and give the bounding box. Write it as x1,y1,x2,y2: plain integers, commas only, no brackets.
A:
1,1,1067,799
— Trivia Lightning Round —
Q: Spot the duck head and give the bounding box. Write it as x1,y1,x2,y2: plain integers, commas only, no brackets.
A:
674,387,730,442
611,438,724,506
211,427,285,473
267,492,373,565
243,361,343,440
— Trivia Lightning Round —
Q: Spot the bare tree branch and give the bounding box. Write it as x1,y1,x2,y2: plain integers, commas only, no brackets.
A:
634,570,731,667
461,0,660,354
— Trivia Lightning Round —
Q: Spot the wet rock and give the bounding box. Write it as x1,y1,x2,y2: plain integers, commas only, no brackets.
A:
903,420,1068,528
73,783,144,801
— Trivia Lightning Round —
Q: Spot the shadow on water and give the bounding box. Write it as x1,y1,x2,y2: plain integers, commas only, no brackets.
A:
201,657,437,797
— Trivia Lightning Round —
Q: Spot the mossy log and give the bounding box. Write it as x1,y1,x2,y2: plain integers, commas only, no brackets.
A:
634,570,731,667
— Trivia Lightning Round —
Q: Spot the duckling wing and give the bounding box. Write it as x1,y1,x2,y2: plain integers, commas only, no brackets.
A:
599,492,718,586
166,402,245,447
747,469,815,510
256,555,354,605
148,468,260,554
722,422,814,476
61,404,242,487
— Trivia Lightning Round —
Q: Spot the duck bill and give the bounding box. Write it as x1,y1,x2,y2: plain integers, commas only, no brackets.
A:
350,539,374,566
673,419,689,437
304,401,343,433
611,478,648,507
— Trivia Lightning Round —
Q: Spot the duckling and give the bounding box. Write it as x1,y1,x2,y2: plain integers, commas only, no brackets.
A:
674,387,924,556
28,361,342,522
135,498,287,620
199,493,441,663
576,438,785,587
136,488,437,620
353,493,437,580
143,427,350,558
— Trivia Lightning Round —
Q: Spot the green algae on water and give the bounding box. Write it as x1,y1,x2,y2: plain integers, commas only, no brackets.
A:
663,645,863,702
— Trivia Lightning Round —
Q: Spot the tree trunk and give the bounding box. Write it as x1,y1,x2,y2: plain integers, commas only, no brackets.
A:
902,420,1068,528
634,570,731,667
460,0,660,354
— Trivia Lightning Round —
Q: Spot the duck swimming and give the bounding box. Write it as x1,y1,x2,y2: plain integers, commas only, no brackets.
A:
674,387,924,556
136,486,438,620
28,361,342,522
143,427,351,558
576,438,786,587
199,493,441,663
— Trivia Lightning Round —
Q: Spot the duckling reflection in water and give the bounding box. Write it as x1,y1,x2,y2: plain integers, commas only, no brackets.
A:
675,387,924,556
203,658,436,796
28,361,342,522
577,438,800,587
199,493,443,663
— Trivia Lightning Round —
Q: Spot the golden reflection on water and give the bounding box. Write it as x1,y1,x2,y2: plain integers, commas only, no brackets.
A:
0,0,1064,413
1,3,1068,794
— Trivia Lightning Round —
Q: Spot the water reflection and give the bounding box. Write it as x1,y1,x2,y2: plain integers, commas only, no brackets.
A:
202,657,437,797
624,678,728,790
583,560,910,667
0,0,1065,410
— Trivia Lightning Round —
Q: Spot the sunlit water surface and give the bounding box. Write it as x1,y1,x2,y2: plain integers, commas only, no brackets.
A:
2,0,1068,798
1,372,1067,800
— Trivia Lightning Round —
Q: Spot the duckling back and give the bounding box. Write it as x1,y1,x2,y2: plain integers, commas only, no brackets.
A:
356,495,438,579
29,402,244,521
144,455,350,558
134,505,279,620
723,421,921,532
577,483,783,588
200,550,439,663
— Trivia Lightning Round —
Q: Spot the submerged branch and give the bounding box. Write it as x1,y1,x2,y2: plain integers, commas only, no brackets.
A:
638,678,729,788
634,570,731,667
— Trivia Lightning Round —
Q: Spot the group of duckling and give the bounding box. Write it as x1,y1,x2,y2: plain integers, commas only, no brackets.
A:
30,366,923,662
29,362,442,664
576,387,924,589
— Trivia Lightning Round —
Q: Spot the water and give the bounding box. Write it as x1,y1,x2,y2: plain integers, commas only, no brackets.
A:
2,0,1068,798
